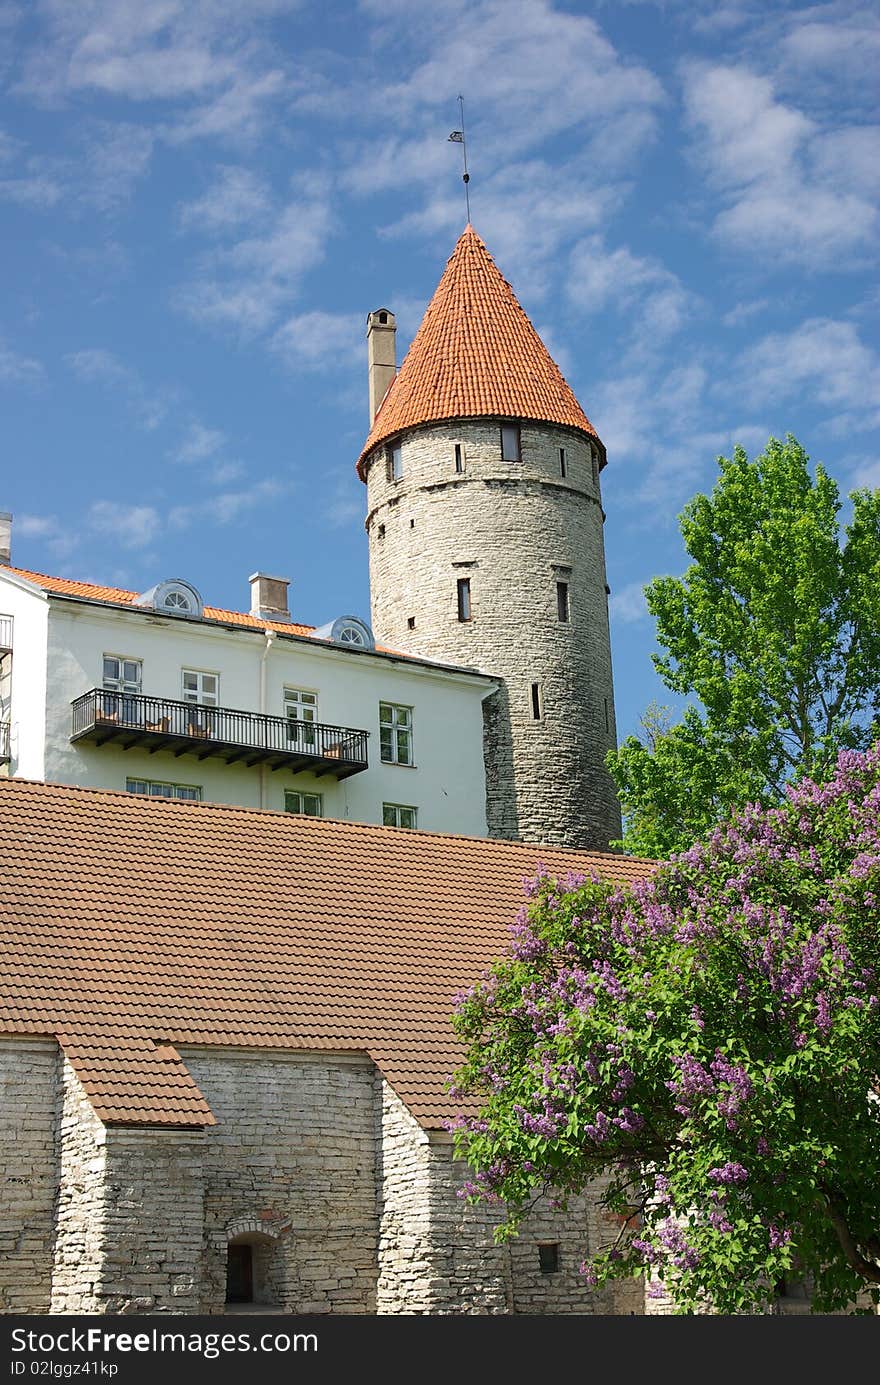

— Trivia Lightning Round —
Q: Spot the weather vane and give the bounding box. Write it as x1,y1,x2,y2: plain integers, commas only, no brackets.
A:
448,95,471,222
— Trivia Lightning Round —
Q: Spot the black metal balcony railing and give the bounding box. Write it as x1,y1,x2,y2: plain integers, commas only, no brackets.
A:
0,720,9,765
70,689,369,778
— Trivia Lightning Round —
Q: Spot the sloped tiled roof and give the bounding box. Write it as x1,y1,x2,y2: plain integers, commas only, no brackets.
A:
0,779,653,1129
6,566,315,638
357,224,601,476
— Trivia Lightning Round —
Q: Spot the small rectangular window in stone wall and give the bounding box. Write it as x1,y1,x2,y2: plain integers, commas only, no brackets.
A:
501,423,521,462
557,582,569,623
559,447,566,478
530,682,543,720
387,439,403,481
538,1243,560,1274
454,443,464,473
457,577,471,622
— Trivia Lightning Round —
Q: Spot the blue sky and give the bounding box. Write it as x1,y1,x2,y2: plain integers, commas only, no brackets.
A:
1,0,877,744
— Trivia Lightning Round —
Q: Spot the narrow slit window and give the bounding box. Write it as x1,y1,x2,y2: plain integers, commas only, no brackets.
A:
388,438,403,481
377,523,385,539
407,616,416,630
500,423,521,462
559,447,566,478
457,577,471,622
556,581,569,623
604,697,610,733
591,448,599,487
530,682,542,720
454,443,463,473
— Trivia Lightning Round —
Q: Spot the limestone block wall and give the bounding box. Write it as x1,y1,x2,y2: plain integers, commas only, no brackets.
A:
364,419,621,851
51,1059,205,1314
181,1048,379,1314
377,1081,511,1313
0,1038,58,1312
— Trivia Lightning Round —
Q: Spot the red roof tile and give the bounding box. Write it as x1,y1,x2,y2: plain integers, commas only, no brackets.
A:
0,779,653,1128
357,225,602,477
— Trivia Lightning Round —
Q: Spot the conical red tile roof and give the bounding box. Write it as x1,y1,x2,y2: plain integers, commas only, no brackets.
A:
357,225,601,477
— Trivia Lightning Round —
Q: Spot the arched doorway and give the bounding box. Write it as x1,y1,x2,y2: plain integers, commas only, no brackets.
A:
224,1230,279,1309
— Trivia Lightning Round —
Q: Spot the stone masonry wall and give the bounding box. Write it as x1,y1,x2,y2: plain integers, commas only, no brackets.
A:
377,1081,643,1314
0,1038,58,1312
51,1058,205,1314
365,420,621,851
181,1048,379,1314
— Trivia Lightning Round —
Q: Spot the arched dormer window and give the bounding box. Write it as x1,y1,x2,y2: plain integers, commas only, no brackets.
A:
312,615,375,650
133,578,204,618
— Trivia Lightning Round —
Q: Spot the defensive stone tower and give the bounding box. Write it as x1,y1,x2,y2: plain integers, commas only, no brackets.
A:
358,226,621,850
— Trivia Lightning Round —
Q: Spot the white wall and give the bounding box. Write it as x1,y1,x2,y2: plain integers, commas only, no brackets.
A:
0,571,49,780
40,598,492,835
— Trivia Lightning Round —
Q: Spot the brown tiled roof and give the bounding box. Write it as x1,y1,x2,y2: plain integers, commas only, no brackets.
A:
0,779,652,1130
6,566,315,638
357,224,602,477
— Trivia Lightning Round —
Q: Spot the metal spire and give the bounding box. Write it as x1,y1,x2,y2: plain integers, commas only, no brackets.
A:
448,95,471,222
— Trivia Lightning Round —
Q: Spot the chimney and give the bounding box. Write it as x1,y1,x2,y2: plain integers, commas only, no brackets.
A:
0,512,10,566
367,308,397,424
249,572,291,623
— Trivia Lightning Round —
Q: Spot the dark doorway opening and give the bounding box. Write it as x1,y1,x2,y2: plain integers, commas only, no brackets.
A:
226,1243,254,1303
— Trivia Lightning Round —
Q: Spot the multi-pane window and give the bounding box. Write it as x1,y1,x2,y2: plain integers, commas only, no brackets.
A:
556,582,570,623
457,577,471,622
379,702,413,765
182,669,219,705
284,687,318,748
126,778,201,801
284,790,323,817
102,654,142,720
501,423,521,462
103,655,142,694
383,802,417,829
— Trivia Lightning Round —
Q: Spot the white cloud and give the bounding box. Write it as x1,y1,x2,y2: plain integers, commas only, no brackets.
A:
270,310,362,371
172,422,226,464
721,298,770,328
0,339,45,387
736,318,880,432
177,165,272,234
169,477,286,529
568,235,695,341
781,17,880,84
88,500,161,549
682,61,878,267
609,580,649,624
0,171,63,207
177,192,334,335
14,511,77,559
849,457,880,490
65,348,172,429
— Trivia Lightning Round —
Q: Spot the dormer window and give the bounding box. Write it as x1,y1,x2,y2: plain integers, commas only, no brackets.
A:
133,578,203,619
501,423,521,462
312,615,376,650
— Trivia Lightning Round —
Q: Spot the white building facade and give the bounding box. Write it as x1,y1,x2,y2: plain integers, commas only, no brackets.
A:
0,561,495,837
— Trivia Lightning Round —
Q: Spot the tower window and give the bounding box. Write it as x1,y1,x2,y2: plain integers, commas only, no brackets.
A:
559,447,566,478
538,1243,560,1275
377,523,385,539
454,443,463,473
378,311,388,324
387,438,403,481
530,682,542,720
407,616,416,629
457,577,472,622
556,581,570,623
591,448,599,487
500,423,521,462
410,518,415,529
604,697,610,733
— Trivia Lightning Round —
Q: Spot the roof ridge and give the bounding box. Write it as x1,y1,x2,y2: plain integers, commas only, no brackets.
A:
0,776,651,861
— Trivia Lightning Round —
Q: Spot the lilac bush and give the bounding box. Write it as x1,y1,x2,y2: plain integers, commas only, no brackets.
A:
451,747,880,1313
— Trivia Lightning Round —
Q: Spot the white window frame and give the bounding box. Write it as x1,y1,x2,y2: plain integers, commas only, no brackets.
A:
387,438,403,481
126,778,201,801
284,687,319,749
103,654,142,694
501,423,521,462
182,668,219,706
379,702,413,766
284,790,323,817
382,802,417,829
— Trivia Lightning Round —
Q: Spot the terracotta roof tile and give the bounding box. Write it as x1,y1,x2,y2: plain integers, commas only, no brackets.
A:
357,225,601,476
0,779,654,1128
6,566,315,638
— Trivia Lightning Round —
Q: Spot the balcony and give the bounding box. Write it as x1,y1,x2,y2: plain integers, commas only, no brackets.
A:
71,689,369,778
0,720,9,766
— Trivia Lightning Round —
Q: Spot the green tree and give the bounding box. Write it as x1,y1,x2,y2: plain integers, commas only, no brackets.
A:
451,748,880,1314
607,436,880,856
